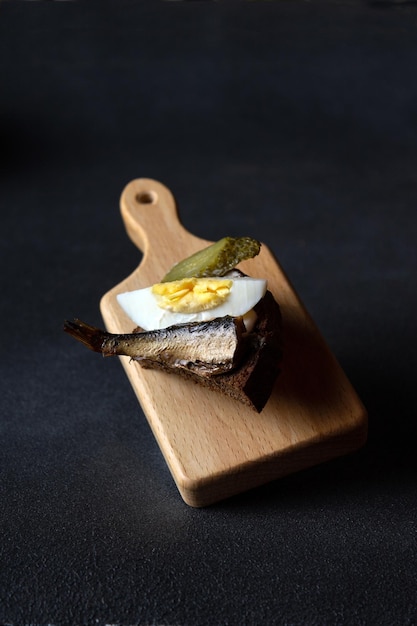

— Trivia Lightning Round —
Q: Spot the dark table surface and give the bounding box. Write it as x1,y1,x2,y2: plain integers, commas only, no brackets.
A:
1,1,417,625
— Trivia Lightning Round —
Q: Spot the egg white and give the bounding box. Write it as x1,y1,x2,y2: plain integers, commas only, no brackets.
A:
117,277,267,331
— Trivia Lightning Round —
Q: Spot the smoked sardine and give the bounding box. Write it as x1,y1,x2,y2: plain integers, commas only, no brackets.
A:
63,316,246,376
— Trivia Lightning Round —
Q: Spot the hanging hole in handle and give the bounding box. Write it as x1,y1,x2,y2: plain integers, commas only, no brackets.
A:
136,190,157,205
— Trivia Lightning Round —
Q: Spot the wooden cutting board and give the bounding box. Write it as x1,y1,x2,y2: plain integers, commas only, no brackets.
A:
100,178,367,507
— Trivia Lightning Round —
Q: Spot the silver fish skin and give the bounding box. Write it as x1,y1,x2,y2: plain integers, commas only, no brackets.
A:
63,316,246,376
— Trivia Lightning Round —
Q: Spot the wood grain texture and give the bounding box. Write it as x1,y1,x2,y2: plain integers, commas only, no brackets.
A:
100,178,367,507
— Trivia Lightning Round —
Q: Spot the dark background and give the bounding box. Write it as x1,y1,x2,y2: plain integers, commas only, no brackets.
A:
1,1,416,625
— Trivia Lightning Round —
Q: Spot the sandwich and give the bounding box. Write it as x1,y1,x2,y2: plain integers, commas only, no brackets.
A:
64,237,283,412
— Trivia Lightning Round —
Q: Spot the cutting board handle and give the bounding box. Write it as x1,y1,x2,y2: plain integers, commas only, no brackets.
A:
119,178,206,281
120,178,187,253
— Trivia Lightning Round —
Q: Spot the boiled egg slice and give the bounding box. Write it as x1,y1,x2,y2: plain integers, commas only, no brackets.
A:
117,276,267,331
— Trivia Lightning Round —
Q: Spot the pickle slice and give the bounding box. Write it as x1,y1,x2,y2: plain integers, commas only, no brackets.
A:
161,236,261,282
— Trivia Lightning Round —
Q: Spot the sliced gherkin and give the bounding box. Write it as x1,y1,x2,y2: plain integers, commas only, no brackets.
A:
161,236,261,282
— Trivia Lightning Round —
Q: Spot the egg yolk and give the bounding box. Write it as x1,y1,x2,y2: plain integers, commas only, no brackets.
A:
152,278,233,313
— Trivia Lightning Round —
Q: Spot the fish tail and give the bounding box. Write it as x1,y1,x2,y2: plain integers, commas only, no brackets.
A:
63,319,112,355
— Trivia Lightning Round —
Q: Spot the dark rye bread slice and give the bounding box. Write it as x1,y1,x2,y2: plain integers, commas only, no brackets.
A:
136,291,283,413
